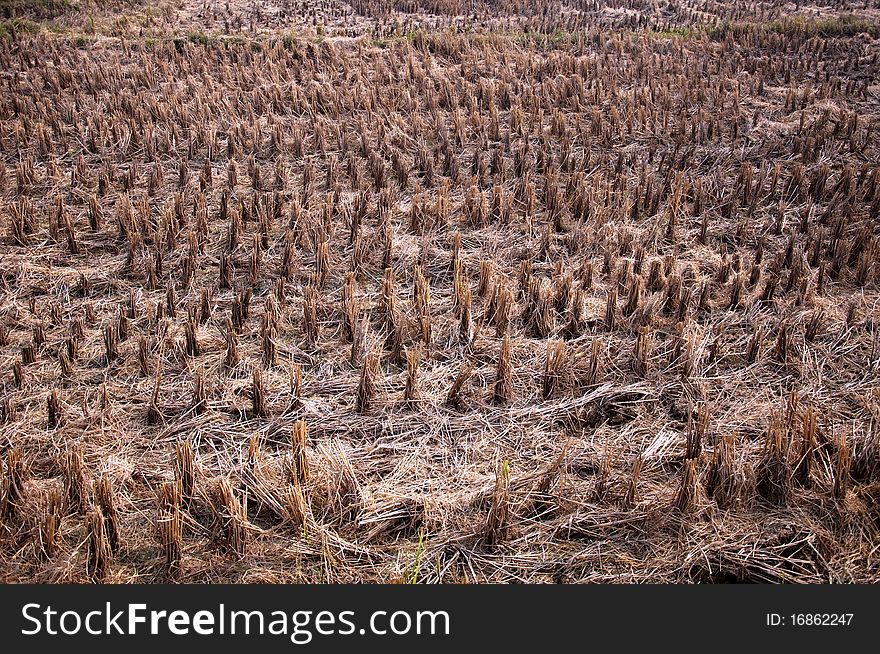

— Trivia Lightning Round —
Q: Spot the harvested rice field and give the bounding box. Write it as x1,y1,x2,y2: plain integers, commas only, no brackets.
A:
0,0,879,583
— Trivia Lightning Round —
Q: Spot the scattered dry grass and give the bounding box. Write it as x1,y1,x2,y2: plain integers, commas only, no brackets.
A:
0,0,878,584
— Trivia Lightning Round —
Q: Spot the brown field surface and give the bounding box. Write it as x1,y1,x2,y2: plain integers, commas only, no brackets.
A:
0,0,879,583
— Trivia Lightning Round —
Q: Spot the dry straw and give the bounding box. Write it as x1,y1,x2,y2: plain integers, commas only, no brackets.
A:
0,10,878,584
